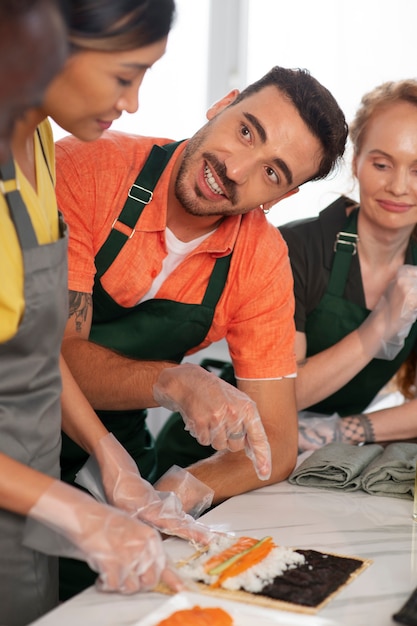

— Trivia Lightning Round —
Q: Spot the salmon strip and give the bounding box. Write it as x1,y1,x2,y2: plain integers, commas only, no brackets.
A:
204,536,258,573
213,537,276,588
156,605,233,625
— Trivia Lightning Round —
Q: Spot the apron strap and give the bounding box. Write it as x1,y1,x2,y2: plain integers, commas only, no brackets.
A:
0,159,38,249
327,209,359,297
328,209,417,296
95,141,182,277
411,239,417,264
36,127,54,185
202,253,232,309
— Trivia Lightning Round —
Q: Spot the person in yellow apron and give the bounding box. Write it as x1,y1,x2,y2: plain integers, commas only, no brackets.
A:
1,2,203,624
279,79,417,452
0,5,67,624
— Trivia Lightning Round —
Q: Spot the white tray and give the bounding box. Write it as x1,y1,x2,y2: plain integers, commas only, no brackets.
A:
134,591,337,626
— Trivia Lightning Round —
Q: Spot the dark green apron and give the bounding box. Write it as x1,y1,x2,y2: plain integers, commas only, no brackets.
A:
305,209,417,416
59,142,232,599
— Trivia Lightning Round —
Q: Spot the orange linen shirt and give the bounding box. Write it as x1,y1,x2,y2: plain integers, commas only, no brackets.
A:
56,131,296,380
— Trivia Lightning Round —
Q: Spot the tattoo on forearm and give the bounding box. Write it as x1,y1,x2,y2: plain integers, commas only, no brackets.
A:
357,414,375,443
68,291,92,333
340,414,375,444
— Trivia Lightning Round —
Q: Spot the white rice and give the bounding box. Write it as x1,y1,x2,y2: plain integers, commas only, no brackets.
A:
180,535,305,593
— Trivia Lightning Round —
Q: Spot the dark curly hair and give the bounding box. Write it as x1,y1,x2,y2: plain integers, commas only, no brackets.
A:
231,66,348,183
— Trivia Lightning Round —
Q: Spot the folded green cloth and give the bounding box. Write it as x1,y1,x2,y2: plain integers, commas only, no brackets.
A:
289,443,383,491
361,442,417,499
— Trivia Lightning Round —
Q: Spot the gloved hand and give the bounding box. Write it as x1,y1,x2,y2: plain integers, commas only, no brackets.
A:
154,465,214,518
153,363,272,480
298,413,343,452
298,413,369,452
94,433,217,545
358,265,417,360
27,479,183,594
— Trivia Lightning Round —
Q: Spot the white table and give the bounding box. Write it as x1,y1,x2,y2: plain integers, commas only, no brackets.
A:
30,480,417,626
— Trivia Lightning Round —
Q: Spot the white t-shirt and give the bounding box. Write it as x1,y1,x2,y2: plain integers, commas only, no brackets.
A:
139,227,212,303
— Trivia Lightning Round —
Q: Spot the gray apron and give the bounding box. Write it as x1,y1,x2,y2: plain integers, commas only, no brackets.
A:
0,156,68,626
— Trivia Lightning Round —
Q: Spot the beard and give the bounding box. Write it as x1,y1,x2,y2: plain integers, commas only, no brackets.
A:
174,123,241,217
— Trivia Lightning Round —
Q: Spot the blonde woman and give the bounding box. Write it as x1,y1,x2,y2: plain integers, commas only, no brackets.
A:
279,80,417,451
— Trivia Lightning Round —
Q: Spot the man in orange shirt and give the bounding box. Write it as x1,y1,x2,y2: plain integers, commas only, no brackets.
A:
56,66,347,511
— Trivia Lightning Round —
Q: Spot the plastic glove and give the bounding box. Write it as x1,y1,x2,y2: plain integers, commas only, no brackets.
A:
153,363,271,480
298,413,344,452
94,433,217,545
26,479,183,594
358,265,417,360
154,465,214,518
298,413,369,452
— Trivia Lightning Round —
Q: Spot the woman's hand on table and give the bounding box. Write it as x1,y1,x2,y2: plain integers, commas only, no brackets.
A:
298,414,342,451
298,413,373,452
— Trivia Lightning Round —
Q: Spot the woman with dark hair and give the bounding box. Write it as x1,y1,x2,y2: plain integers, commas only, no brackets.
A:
0,0,67,162
0,2,213,625
17,0,176,145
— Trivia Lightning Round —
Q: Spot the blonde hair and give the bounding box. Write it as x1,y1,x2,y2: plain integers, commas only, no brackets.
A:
349,79,417,155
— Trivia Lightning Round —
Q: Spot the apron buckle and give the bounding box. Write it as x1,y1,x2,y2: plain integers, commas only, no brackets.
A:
111,217,136,239
334,231,359,255
128,183,153,205
0,159,21,196
0,176,20,196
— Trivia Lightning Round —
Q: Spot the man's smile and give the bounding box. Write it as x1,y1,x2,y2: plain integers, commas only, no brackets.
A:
204,164,224,195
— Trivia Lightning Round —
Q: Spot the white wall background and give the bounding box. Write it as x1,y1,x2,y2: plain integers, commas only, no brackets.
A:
245,0,417,226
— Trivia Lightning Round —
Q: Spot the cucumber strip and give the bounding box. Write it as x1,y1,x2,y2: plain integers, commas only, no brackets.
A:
208,536,272,576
